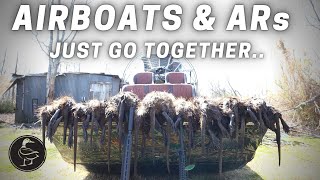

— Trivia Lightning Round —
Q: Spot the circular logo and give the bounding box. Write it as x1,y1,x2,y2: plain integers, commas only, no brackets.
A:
8,135,46,172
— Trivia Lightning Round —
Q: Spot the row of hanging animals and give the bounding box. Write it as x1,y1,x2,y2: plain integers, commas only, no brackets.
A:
38,91,290,176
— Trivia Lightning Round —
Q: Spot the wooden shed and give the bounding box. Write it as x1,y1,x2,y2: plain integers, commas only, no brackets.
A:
13,73,121,123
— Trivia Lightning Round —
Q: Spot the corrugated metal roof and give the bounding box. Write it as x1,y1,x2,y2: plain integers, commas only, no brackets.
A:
16,72,120,79
60,72,120,79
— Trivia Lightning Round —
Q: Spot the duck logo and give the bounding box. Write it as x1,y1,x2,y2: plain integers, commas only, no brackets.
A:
8,135,46,172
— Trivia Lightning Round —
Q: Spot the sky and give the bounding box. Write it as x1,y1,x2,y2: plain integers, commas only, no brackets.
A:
0,0,319,97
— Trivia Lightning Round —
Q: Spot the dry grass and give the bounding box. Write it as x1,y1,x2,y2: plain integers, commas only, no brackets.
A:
275,40,320,129
0,113,14,124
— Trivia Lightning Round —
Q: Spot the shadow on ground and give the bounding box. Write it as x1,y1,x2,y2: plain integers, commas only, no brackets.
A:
83,165,262,180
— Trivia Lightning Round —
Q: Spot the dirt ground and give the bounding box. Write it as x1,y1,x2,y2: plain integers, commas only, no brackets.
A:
0,121,319,180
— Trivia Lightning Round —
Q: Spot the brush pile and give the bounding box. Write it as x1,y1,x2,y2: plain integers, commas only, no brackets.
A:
38,91,290,175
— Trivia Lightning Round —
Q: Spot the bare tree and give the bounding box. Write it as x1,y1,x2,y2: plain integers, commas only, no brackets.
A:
15,52,19,74
32,0,77,103
209,81,240,98
1,49,7,75
307,0,320,31
307,0,320,62
277,40,320,129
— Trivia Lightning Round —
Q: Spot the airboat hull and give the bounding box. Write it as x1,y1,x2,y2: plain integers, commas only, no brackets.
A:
52,123,266,174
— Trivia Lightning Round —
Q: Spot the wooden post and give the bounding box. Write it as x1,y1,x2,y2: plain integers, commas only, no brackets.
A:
42,114,46,145
90,112,94,145
166,120,171,174
218,136,223,179
134,116,140,177
201,115,206,154
150,108,156,165
178,117,187,180
107,117,112,173
74,116,78,172
240,116,245,158
63,107,69,145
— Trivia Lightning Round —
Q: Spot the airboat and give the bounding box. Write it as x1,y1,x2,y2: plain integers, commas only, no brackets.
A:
45,55,286,178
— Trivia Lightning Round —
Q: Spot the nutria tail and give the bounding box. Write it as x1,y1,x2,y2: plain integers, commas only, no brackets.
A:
275,116,281,166
280,116,290,133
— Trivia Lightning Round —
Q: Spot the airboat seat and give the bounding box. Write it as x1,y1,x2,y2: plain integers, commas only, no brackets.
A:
166,72,186,84
122,84,195,99
133,72,153,84
122,85,146,99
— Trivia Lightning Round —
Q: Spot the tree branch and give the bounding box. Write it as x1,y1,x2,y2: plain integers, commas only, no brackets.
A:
282,94,320,112
32,31,50,56
69,31,78,42
60,0,76,43
227,80,241,97
309,0,320,24
305,15,320,31
86,0,94,5
307,0,320,31
62,31,78,43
